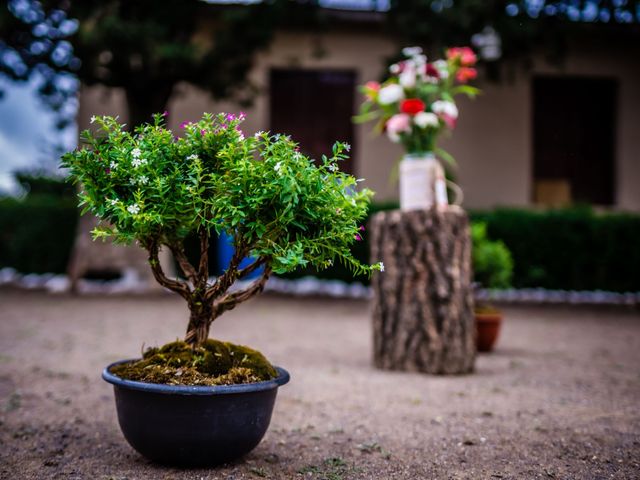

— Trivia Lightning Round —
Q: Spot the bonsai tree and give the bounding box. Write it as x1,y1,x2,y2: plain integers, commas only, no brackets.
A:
61,113,381,370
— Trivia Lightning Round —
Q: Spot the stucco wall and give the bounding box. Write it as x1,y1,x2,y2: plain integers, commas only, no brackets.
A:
78,29,640,211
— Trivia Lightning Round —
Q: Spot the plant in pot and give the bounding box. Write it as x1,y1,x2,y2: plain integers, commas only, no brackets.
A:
471,222,514,352
355,46,480,210
61,112,381,466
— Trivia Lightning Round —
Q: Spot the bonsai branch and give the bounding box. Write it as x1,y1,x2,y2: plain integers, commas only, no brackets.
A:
197,229,209,290
147,241,191,300
169,243,198,286
213,265,272,317
238,257,267,279
204,236,248,302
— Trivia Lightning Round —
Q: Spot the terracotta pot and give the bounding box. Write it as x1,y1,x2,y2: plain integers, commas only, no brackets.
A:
475,311,503,352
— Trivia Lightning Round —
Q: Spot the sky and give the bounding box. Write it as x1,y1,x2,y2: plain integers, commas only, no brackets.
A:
0,77,77,195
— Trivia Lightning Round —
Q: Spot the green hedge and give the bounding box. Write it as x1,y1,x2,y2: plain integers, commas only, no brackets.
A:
0,196,79,274
471,208,640,292
282,205,640,292
1,196,638,292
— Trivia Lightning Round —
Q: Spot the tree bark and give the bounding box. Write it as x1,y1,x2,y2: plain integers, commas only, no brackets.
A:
185,299,213,346
370,207,475,375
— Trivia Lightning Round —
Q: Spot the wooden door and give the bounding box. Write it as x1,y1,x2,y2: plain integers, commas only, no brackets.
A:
533,76,617,206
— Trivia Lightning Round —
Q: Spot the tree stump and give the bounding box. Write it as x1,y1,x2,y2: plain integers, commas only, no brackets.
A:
370,207,475,374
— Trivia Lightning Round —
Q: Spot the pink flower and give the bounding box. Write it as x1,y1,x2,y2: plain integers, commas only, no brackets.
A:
359,225,366,232
441,114,457,129
365,81,380,91
446,47,477,67
385,113,411,143
162,111,169,116
354,233,363,241
364,81,380,101
179,121,189,128
456,67,477,83
200,129,207,136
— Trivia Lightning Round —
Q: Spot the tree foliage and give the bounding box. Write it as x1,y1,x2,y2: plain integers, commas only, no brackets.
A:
61,112,380,345
0,0,288,127
388,1,640,75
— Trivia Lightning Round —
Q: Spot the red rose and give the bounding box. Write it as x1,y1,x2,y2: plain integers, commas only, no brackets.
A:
400,98,426,116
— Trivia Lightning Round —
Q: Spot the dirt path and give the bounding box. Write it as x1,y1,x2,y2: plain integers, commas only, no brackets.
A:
0,290,639,479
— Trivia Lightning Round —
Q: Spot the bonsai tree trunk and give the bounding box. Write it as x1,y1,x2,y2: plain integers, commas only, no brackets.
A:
146,230,272,348
370,207,475,374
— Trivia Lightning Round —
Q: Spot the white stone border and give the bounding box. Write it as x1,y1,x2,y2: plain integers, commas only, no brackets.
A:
1,267,638,305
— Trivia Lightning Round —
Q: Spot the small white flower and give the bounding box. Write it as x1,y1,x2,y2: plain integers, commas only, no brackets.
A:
356,178,365,183
274,161,283,174
132,157,146,168
431,100,458,119
402,46,423,57
127,203,140,215
344,143,351,152
237,132,245,141
389,63,401,75
186,154,199,161
328,164,338,172
378,84,404,105
90,115,97,124
138,175,149,185
129,177,136,185
108,198,118,206
414,112,440,129
131,148,141,159
379,262,385,272
254,130,265,138
109,161,118,170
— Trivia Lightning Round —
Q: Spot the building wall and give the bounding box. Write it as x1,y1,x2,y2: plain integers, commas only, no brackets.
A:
78,29,640,211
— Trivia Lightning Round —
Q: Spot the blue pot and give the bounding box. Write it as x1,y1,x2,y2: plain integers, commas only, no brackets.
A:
102,360,290,466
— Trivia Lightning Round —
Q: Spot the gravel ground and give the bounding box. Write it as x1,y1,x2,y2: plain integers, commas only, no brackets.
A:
0,289,639,479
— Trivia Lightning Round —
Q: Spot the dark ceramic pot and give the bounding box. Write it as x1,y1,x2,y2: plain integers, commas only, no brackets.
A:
475,312,503,352
102,360,290,466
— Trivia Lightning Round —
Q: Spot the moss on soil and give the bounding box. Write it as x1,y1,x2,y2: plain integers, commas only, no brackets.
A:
109,339,278,386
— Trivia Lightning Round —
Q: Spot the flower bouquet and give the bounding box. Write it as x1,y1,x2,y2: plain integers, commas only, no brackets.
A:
355,46,480,210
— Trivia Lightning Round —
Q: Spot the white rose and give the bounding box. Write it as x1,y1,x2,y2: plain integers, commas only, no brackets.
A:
410,54,427,66
378,84,404,105
431,100,458,119
402,46,423,57
399,65,416,89
414,112,440,128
